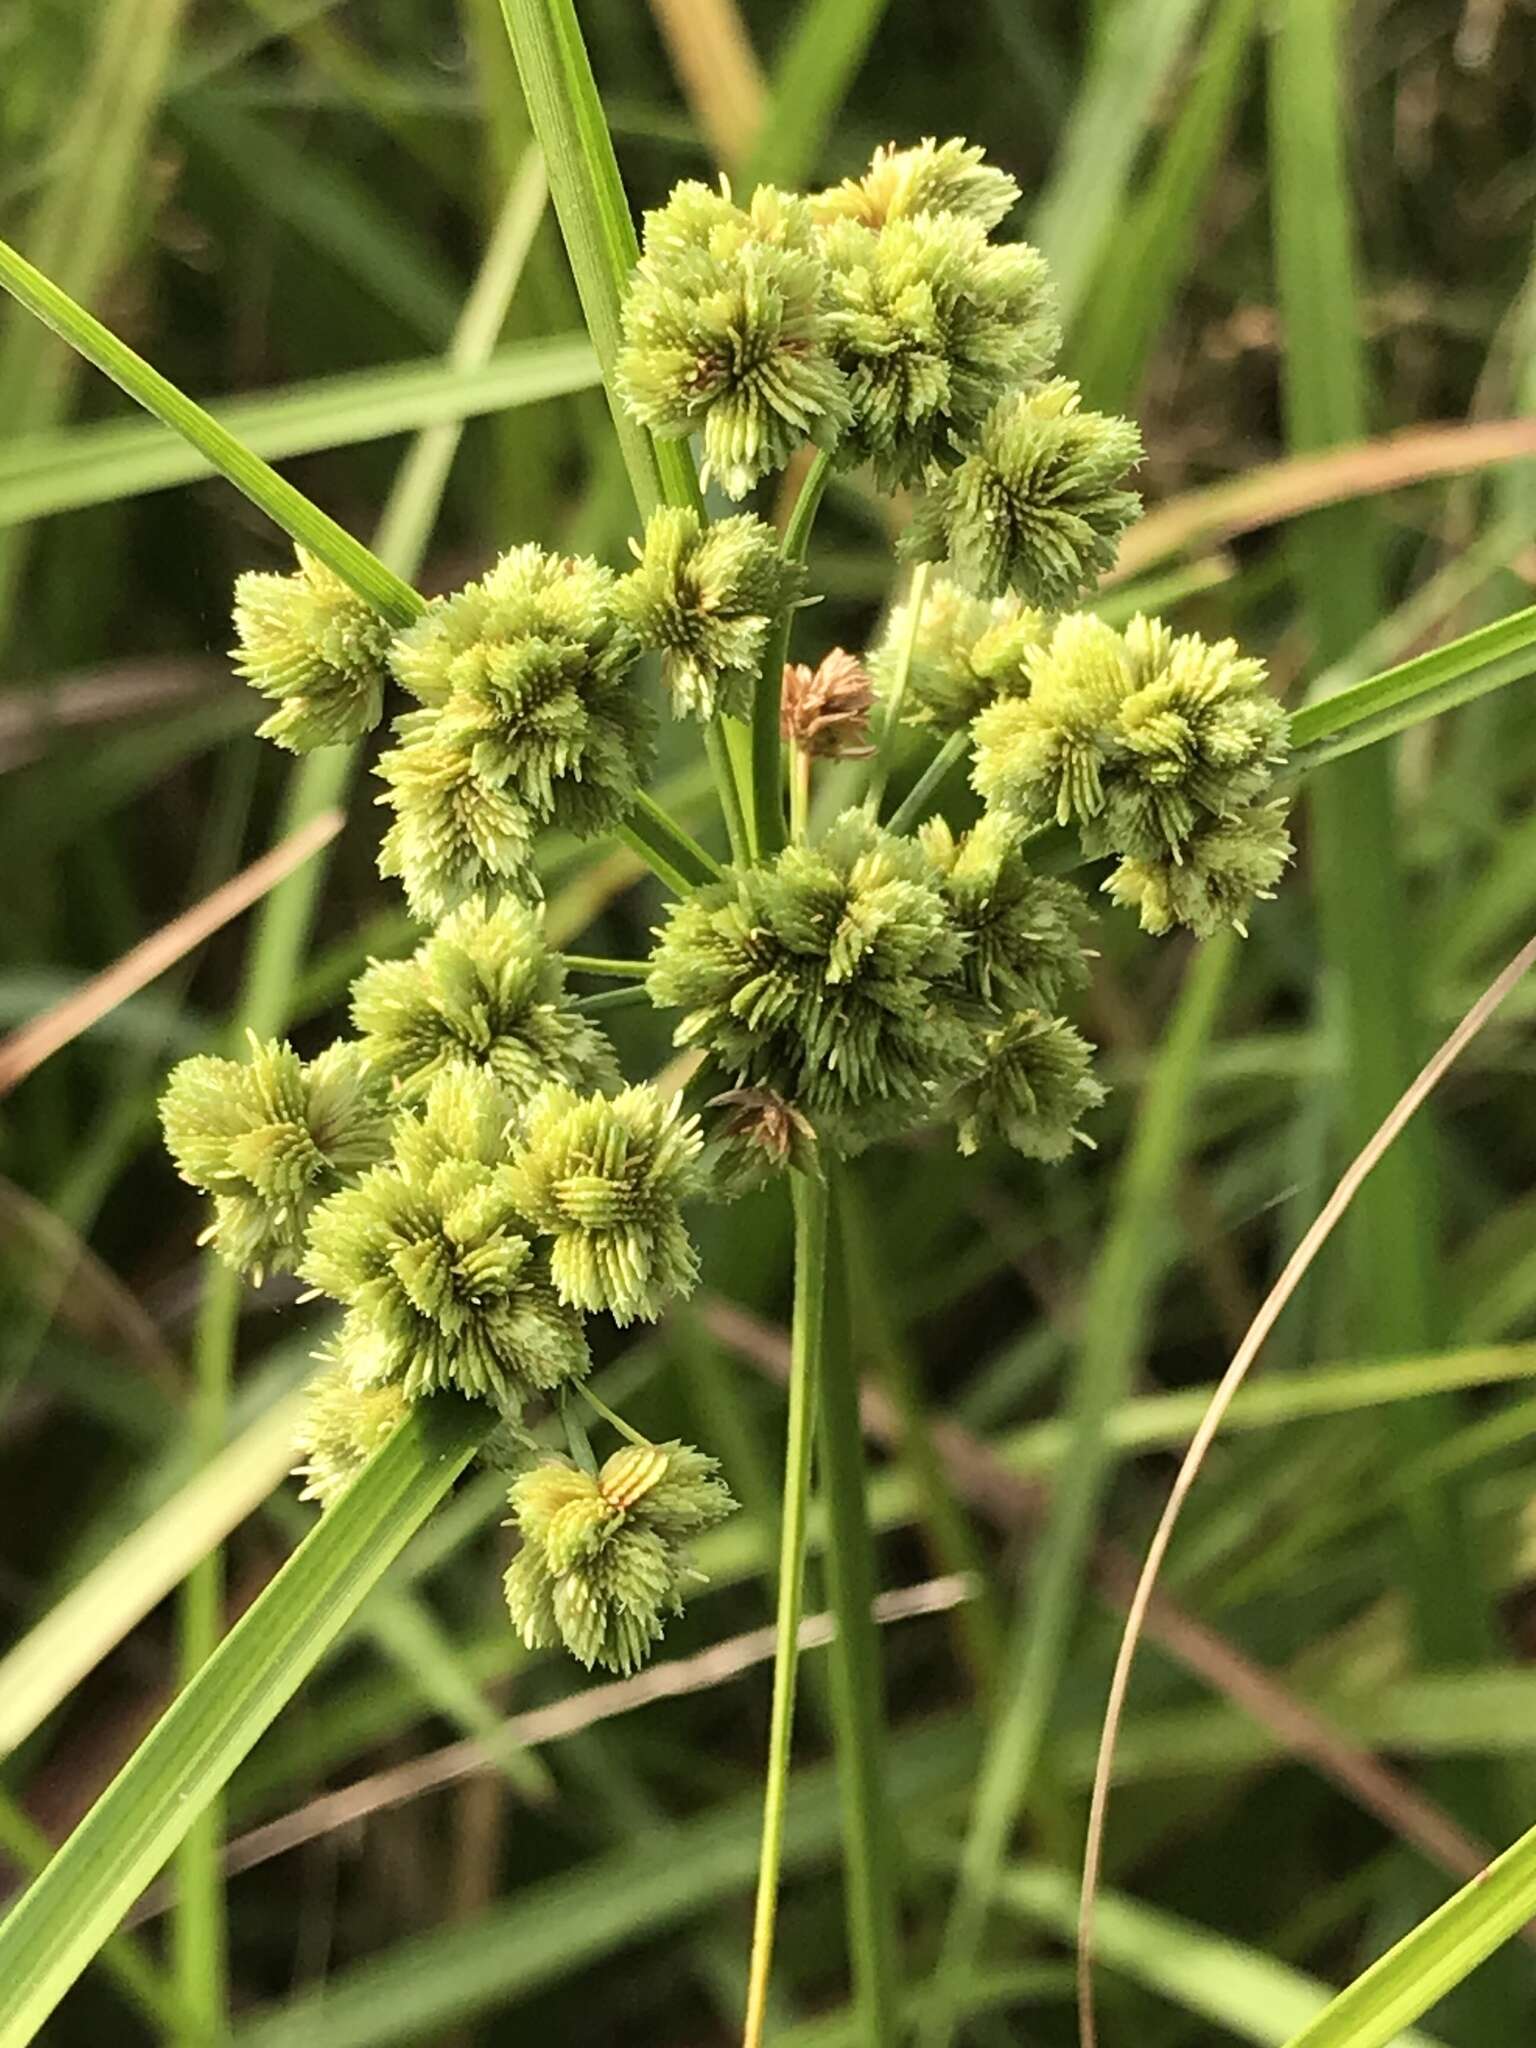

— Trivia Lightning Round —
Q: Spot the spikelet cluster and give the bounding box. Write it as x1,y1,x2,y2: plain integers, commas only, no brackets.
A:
504,1439,736,1673
905,381,1142,601
160,1037,391,1280
868,576,1045,733
232,548,394,751
952,1011,1106,1160
612,506,805,720
819,211,1057,490
809,137,1022,233
350,900,618,1108
293,1360,411,1508
919,814,1093,1014
506,1085,703,1325
302,1068,589,1407
617,181,851,498
973,613,1292,935
377,545,650,919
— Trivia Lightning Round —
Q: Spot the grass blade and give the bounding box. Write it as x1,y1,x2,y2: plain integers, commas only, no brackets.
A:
0,234,422,624
0,1400,490,2048
1275,1822,1536,2048
0,338,599,528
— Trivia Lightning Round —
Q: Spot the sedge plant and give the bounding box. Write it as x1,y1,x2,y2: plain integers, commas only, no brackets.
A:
5,9,1536,2047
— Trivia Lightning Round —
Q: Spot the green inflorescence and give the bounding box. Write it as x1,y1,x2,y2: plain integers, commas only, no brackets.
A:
612,505,807,721
903,380,1143,601
160,1036,391,1280
232,546,394,751
166,133,1294,1682
504,1439,736,1674
378,544,651,920
973,612,1292,935
350,899,619,1108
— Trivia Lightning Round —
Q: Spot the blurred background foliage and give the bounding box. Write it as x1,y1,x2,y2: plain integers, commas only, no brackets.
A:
4,0,1536,2041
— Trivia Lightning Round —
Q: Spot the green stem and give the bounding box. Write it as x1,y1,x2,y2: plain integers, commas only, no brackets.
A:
0,233,421,626
751,450,833,861
570,984,650,1018
621,791,723,892
865,559,930,817
495,0,756,862
578,1382,651,1446
742,1169,828,2048
885,730,970,837
560,953,649,979
815,1170,902,2046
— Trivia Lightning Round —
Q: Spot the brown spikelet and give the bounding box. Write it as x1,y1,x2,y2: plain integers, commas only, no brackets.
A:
779,648,876,758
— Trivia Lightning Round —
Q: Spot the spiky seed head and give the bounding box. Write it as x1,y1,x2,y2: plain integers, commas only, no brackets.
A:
904,380,1142,601
160,1037,391,1280
868,576,1046,734
616,179,851,498
612,506,806,721
972,612,1134,829
375,716,539,924
1090,614,1290,864
951,1010,1106,1160
780,649,876,757
302,1068,589,1408
350,900,618,1108
810,137,1021,231
920,813,1093,1014
376,546,651,919
506,1084,704,1326
646,811,980,1151
504,1439,737,1674
821,213,1058,488
293,1358,411,1509
1103,801,1294,938
231,548,393,751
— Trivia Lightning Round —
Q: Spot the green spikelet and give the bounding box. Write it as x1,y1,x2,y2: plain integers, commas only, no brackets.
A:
292,1357,411,1509
810,137,1021,231
503,1438,736,1674
302,1068,589,1407
821,212,1058,489
160,1037,392,1281
647,811,979,1150
376,546,651,919
506,1085,703,1326
1104,801,1294,938
905,380,1141,601
920,813,1093,1013
231,547,393,751
972,612,1131,829
951,1010,1105,1160
868,575,1045,733
374,714,539,924
612,506,807,720
350,900,618,1108
973,611,1291,934
616,179,851,498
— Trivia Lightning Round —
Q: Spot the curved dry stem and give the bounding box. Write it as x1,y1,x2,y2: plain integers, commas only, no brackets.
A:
1077,925,1536,2048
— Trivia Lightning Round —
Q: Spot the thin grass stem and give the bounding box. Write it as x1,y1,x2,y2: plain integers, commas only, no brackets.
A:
742,1169,828,2047
865,559,929,817
751,450,832,860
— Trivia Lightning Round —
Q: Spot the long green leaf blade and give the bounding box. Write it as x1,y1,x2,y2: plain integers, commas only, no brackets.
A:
0,1400,488,2048
0,234,423,624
